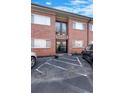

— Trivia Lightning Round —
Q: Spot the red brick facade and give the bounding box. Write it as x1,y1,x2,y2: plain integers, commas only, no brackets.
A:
89,22,93,43
68,18,88,54
31,4,93,56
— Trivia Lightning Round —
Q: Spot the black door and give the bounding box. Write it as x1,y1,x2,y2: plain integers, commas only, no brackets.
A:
56,40,67,53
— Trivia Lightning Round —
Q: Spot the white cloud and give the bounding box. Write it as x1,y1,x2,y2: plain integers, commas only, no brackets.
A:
46,2,52,5
81,4,93,16
65,0,92,6
71,0,88,5
53,0,93,17
54,3,93,17
54,6,81,14
54,6,73,12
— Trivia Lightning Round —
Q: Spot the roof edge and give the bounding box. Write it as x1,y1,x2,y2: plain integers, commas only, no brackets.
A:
31,3,93,20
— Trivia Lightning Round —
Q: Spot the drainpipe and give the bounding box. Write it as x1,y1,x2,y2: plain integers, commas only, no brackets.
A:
87,18,92,46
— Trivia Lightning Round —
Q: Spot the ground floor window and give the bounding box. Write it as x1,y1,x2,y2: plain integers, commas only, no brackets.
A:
31,39,51,48
72,40,83,48
89,41,93,44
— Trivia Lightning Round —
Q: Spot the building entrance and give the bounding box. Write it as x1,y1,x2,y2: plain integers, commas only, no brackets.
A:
56,40,67,53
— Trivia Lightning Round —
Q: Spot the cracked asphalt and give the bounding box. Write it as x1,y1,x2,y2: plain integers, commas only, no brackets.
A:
31,54,93,93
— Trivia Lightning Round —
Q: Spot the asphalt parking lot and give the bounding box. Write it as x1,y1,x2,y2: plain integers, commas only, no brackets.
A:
31,54,93,93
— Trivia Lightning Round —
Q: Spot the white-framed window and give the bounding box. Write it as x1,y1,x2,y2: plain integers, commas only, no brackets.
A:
89,41,93,44
89,24,93,31
72,40,83,48
31,39,51,48
73,21,84,30
31,14,51,26
31,39,34,48
31,15,34,23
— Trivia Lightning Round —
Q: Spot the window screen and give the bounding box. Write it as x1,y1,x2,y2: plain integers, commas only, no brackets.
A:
32,39,51,48
31,14,51,25
73,40,83,48
73,22,84,30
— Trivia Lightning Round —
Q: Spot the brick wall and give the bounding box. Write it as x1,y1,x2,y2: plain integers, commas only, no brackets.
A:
31,10,56,56
31,8,93,56
89,21,93,43
68,18,88,54
89,31,93,43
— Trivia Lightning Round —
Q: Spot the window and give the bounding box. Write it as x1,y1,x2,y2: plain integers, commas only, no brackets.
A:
89,41,93,44
73,40,83,48
56,22,67,35
31,15,34,23
62,23,67,32
89,24,93,31
31,39,51,48
31,39,34,48
46,40,51,48
31,14,51,25
73,21,84,30
56,22,61,33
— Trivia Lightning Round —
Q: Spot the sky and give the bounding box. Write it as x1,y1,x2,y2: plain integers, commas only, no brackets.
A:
32,0,93,18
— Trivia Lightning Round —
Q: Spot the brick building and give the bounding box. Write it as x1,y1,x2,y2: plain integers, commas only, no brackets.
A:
31,3,93,56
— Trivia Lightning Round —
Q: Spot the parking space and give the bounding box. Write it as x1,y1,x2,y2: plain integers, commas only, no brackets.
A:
31,54,93,93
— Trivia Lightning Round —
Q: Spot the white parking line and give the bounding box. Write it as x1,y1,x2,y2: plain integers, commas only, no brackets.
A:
45,62,88,77
35,59,88,77
45,62,67,71
76,73,87,77
36,58,52,69
35,69,43,74
37,63,46,69
54,59,81,67
76,57,83,67
35,59,52,74
61,57,77,61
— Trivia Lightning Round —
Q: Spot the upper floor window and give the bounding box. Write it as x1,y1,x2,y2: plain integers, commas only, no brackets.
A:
56,22,67,35
73,21,84,30
89,24,93,31
31,14,51,26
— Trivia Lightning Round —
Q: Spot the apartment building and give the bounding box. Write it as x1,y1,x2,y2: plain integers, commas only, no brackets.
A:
31,3,93,56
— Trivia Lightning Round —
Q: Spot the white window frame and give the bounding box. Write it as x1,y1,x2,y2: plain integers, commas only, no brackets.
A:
73,21,84,30
89,41,93,44
31,39,51,48
31,14,51,26
46,40,51,48
89,24,93,31
31,15,34,23
72,40,83,48
31,39,34,48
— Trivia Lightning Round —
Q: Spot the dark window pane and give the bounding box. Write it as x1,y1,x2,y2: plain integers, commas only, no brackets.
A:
56,22,61,35
56,22,61,32
56,22,67,35
62,23,66,32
